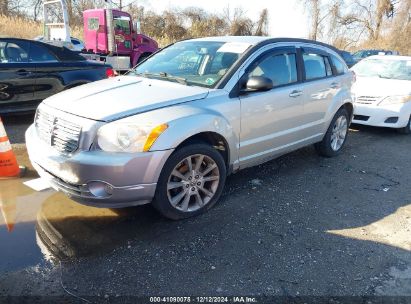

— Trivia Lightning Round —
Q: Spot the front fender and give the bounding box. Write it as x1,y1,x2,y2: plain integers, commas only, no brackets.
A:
137,105,238,167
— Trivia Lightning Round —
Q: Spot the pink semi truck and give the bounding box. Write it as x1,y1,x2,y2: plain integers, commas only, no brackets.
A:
82,8,158,72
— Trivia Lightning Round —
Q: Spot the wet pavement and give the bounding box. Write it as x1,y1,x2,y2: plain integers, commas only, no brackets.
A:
0,125,411,301
0,145,161,269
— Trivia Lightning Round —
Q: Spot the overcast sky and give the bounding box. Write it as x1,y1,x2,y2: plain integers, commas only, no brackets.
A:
120,0,309,38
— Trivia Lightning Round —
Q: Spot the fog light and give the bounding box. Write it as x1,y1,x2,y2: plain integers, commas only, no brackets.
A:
384,117,399,123
87,181,114,198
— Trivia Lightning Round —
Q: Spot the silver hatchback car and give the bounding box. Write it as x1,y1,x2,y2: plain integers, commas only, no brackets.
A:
26,36,353,219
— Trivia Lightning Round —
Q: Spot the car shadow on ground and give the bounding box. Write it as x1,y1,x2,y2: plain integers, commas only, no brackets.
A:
1,124,411,297
2,113,35,144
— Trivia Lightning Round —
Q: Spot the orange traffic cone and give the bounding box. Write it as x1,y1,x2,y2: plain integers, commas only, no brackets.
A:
0,117,24,178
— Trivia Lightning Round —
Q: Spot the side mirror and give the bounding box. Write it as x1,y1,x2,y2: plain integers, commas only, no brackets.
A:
242,76,273,93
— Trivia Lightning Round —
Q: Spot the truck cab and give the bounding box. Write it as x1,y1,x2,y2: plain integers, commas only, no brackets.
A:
83,9,158,71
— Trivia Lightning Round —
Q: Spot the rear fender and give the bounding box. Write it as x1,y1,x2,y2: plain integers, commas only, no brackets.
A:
323,86,353,133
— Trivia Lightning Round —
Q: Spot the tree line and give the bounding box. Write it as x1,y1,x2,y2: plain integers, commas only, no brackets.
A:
0,0,269,46
0,0,410,54
305,0,410,54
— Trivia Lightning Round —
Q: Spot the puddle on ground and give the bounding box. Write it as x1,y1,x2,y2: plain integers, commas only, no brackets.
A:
0,147,162,274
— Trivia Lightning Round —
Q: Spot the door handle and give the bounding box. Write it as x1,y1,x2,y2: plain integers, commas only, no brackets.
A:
289,90,302,98
330,82,339,89
17,69,31,76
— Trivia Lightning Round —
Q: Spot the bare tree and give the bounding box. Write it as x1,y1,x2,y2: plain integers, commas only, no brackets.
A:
0,0,8,15
254,8,269,36
307,0,321,40
338,0,396,41
224,7,254,36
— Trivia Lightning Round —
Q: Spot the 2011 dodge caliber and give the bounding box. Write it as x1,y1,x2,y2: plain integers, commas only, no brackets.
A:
26,36,354,219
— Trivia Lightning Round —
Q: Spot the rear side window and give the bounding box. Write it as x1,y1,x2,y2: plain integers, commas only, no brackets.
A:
303,53,331,80
331,54,347,75
88,18,99,30
29,43,57,62
249,53,298,87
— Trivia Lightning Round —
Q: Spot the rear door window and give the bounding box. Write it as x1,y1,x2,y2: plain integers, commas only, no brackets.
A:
29,43,57,62
303,53,329,80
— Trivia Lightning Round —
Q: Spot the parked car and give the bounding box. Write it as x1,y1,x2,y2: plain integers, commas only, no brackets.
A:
351,55,411,133
0,37,114,114
352,49,399,64
34,36,85,52
26,36,354,219
338,50,356,68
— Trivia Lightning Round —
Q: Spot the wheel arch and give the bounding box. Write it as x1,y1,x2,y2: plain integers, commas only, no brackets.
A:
342,102,354,122
147,107,239,174
174,131,231,173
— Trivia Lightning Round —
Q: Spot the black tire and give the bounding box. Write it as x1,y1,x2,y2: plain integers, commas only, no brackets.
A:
397,116,411,134
153,143,227,220
315,108,349,157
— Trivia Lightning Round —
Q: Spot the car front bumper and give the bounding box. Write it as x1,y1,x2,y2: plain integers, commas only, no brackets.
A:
26,124,173,208
352,103,410,128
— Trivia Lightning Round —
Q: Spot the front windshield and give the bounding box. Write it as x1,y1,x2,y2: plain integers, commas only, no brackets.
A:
132,40,251,88
352,58,411,81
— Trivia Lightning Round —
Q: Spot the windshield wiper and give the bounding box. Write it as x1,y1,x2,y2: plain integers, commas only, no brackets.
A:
134,71,188,85
158,72,188,85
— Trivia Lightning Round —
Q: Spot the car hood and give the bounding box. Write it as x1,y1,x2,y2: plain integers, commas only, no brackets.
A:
352,76,411,97
43,76,209,121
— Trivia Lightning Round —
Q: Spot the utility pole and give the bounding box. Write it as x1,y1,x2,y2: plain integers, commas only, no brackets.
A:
119,0,122,10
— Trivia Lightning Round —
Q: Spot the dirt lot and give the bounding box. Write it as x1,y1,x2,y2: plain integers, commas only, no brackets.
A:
0,118,410,303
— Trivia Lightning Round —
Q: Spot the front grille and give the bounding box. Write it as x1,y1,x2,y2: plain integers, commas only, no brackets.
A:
35,109,82,154
355,96,381,104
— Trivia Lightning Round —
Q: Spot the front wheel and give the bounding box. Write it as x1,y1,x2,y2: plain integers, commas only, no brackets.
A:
315,108,349,157
153,144,227,220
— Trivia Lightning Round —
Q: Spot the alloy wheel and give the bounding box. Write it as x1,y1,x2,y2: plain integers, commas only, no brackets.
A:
330,115,348,151
166,154,220,212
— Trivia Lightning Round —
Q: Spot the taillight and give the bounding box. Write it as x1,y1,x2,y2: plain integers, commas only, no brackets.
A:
351,70,356,83
106,67,115,78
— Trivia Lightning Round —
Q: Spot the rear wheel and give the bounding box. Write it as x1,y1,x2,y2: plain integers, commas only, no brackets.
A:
315,108,349,157
397,116,411,134
153,144,226,220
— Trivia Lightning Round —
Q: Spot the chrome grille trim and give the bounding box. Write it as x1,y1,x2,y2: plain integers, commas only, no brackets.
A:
35,109,82,154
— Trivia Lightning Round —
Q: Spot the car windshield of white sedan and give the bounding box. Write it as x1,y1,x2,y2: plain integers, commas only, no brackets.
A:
353,58,411,81
132,41,250,88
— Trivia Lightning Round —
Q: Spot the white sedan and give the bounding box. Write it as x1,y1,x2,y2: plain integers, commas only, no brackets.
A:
351,55,411,133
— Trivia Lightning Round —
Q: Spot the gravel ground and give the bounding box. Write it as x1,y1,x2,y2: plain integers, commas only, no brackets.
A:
0,118,411,303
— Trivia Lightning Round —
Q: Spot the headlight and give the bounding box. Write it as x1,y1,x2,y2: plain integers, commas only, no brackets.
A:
97,121,168,153
378,95,411,106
